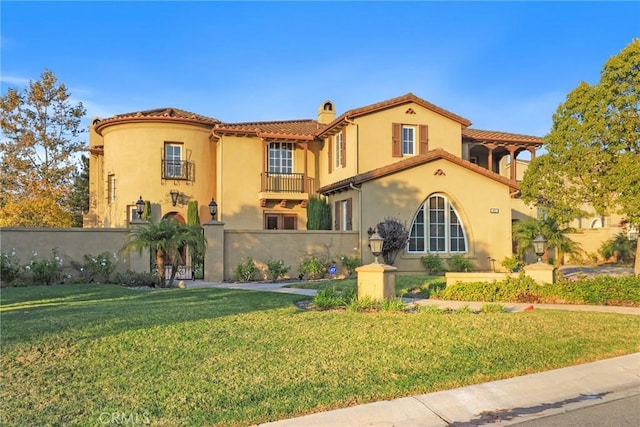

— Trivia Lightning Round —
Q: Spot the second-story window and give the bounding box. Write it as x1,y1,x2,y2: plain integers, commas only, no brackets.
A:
334,132,344,168
269,142,293,174
107,174,116,204
165,143,183,178
402,125,416,156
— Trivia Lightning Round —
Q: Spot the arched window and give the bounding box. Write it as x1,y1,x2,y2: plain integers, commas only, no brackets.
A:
408,194,468,253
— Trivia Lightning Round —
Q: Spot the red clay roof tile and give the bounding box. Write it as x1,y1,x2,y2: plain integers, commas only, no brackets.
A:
462,128,543,145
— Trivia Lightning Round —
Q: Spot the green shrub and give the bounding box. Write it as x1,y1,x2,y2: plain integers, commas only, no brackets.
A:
1,250,23,285
27,250,64,285
420,254,445,274
347,296,377,312
114,270,161,287
340,254,362,278
454,305,476,314
434,274,640,306
380,298,408,312
234,257,259,282
78,252,118,283
500,256,524,272
313,287,348,310
447,254,473,272
265,258,290,282
480,303,507,313
298,255,327,280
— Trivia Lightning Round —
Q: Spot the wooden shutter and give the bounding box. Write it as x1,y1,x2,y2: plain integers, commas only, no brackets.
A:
328,136,333,173
419,125,429,154
345,198,352,230
340,129,347,168
392,123,402,157
334,201,341,230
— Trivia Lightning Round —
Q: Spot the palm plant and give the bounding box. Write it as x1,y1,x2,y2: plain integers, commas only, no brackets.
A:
600,234,636,264
123,219,206,287
512,217,581,266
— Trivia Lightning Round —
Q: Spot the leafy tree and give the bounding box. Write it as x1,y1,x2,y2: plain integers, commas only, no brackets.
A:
367,217,409,265
122,219,206,288
0,197,73,227
69,155,89,227
0,69,86,226
520,39,640,274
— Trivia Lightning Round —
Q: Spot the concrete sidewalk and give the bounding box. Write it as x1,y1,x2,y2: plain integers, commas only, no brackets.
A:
260,353,640,426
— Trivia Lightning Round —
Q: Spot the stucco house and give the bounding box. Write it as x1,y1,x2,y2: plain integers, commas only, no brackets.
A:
85,93,546,273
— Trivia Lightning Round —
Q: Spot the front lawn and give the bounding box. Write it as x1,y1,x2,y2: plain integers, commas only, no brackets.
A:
2,284,639,426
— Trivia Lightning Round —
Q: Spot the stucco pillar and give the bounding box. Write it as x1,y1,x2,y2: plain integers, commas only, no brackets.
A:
523,262,556,285
203,220,225,282
507,146,518,181
128,219,150,273
486,144,496,172
355,262,397,301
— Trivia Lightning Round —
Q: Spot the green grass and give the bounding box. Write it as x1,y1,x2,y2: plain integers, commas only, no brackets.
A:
286,275,446,298
2,284,639,426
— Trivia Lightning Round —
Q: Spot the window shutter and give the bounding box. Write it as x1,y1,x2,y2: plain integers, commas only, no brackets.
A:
334,201,341,230
340,129,347,168
419,125,429,154
345,198,352,230
328,136,333,173
392,123,402,157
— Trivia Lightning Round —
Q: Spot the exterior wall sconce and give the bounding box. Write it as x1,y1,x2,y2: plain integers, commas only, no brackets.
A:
170,190,180,207
135,196,145,219
532,234,547,263
369,229,384,264
208,198,218,221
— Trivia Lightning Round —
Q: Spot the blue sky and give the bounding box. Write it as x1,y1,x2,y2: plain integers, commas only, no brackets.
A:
1,1,638,139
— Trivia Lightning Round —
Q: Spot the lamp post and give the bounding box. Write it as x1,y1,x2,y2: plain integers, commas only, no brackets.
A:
135,196,145,219
532,234,547,263
369,229,384,264
208,199,218,221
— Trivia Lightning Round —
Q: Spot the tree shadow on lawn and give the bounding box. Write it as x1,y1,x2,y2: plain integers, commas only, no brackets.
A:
1,284,305,346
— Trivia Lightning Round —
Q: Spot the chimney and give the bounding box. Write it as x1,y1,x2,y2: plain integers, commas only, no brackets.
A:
317,100,336,124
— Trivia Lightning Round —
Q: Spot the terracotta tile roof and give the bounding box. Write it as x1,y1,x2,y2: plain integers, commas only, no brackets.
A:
462,128,543,145
317,93,472,137
94,107,220,135
317,148,519,195
213,119,325,141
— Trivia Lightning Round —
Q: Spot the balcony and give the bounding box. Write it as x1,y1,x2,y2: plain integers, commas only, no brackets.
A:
162,160,195,181
259,172,315,207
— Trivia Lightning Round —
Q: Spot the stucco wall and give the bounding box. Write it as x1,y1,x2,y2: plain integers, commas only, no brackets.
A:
91,121,215,227
223,230,359,281
0,228,359,283
0,228,135,271
356,157,514,272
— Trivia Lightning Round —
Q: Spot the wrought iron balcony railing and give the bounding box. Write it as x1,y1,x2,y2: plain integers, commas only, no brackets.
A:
261,172,314,193
162,160,195,181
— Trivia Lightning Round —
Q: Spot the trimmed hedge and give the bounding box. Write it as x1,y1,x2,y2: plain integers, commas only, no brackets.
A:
434,274,640,307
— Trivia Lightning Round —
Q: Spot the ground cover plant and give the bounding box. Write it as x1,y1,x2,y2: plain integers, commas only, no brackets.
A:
2,284,639,426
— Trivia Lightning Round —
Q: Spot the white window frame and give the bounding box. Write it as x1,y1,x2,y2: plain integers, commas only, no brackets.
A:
268,142,294,174
402,125,416,156
408,194,468,254
165,143,183,178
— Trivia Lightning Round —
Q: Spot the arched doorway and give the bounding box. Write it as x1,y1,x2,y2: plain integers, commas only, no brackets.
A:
150,212,194,280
